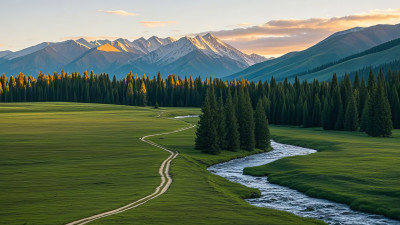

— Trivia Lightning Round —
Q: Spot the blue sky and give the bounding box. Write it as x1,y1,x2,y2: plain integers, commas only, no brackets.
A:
1,0,400,56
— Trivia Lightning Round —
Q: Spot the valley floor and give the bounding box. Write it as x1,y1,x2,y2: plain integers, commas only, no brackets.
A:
0,103,322,225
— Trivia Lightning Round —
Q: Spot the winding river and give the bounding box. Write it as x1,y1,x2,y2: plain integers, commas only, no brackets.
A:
207,141,400,225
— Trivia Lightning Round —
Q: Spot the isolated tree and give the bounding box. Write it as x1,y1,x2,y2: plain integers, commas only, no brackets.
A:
254,99,270,150
224,92,240,151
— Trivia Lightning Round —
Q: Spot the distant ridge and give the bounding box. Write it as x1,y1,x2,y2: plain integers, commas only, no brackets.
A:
226,23,400,82
0,35,266,78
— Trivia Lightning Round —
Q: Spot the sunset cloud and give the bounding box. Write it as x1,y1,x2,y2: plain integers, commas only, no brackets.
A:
197,8,400,57
237,23,252,27
98,10,137,16
140,21,177,27
63,36,120,42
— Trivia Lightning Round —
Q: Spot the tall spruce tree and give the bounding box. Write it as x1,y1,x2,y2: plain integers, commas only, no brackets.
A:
322,98,332,130
224,91,240,151
139,81,147,106
217,96,226,149
344,91,359,131
312,94,322,127
360,94,369,132
390,86,400,129
195,88,220,154
237,86,255,151
366,70,393,137
254,99,270,150
302,100,310,127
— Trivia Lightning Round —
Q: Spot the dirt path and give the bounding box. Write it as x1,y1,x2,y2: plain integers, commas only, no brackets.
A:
66,113,195,225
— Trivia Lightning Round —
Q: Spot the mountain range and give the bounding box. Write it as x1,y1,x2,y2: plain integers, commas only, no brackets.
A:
1,23,399,81
0,34,266,78
227,23,400,81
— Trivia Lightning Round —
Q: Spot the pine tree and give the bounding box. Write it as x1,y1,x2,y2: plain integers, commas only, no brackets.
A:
322,98,331,130
224,92,240,151
195,88,220,154
344,91,359,131
312,95,322,127
237,86,255,151
390,86,400,129
254,99,270,150
140,81,147,106
302,100,310,127
360,94,369,132
366,70,393,137
217,96,226,149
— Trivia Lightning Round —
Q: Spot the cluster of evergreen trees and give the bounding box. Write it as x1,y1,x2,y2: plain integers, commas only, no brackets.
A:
195,85,270,154
0,69,398,138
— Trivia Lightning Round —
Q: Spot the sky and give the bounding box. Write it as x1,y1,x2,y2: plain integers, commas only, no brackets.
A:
0,0,400,57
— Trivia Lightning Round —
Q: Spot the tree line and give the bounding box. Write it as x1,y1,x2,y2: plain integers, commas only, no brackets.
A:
0,69,398,138
195,85,270,154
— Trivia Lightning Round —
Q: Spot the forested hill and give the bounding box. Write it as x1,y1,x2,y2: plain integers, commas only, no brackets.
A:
0,69,398,137
226,23,400,82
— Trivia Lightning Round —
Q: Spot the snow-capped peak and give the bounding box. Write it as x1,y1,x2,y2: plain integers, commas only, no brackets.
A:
136,33,267,66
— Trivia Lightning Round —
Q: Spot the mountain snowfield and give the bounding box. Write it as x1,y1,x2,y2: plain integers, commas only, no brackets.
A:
0,34,266,78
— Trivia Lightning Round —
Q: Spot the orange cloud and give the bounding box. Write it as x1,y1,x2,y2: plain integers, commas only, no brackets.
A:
62,36,120,41
140,21,177,27
98,10,137,16
197,8,400,57
237,23,252,27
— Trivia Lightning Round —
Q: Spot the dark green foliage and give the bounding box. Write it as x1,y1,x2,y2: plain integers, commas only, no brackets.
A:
195,88,220,154
312,95,322,127
0,69,398,138
237,86,255,151
302,100,310,128
254,99,270,150
390,86,400,129
224,92,240,151
359,94,369,132
366,70,393,137
217,96,226,149
344,92,359,131
322,98,332,130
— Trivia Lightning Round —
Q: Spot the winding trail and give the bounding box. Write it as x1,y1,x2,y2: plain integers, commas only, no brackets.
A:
66,113,195,225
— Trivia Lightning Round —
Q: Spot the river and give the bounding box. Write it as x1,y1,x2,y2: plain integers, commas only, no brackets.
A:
207,141,400,225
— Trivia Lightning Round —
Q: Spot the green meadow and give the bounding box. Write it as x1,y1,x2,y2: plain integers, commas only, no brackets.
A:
244,126,400,220
0,103,323,225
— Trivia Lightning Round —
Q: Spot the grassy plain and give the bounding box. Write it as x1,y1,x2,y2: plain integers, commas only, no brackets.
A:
244,126,400,220
0,103,323,225
94,117,323,225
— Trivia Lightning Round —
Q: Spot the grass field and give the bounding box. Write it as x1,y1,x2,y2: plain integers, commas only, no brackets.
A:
0,103,323,225
92,117,323,225
244,126,400,220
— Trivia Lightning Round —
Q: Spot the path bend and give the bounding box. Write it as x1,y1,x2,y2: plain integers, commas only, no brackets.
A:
66,113,195,225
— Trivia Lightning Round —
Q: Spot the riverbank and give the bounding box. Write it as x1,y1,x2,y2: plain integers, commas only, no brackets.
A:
94,117,324,225
244,125,400,220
